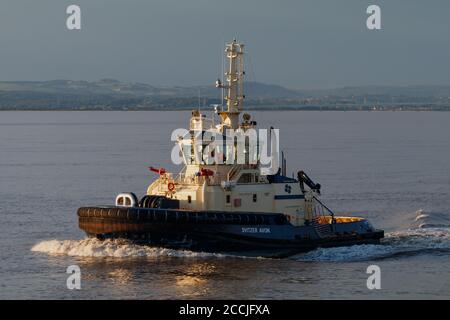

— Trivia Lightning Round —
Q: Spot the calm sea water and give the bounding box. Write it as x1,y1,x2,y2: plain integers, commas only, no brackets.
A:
0,111,449,299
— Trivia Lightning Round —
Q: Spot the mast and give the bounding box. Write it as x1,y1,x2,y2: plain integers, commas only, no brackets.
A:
216,39,245,130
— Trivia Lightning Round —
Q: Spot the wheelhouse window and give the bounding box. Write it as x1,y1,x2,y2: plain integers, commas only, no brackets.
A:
238,173,254,184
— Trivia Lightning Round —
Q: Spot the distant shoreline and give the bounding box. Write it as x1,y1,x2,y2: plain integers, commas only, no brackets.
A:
1,80,450,112
1,106,449,111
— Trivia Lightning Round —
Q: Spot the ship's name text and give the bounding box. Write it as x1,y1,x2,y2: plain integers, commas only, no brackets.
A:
241,227,271,234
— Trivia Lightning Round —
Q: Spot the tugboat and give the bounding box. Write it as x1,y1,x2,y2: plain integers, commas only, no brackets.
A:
78,40,384,257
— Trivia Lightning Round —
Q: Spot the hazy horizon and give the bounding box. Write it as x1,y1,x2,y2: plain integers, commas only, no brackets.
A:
1,1,450,89
4,78,450,92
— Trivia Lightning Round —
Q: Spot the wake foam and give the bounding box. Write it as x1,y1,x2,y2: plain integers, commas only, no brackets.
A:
293,244,394,262
294,226,450,262
294,209,450,262
412,209,450,229
31,238,226,258
387,227,450,247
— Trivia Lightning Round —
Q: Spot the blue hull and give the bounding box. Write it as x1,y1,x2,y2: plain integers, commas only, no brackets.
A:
78,206,384,258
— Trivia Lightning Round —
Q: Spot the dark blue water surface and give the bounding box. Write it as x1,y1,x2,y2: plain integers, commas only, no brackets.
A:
0,111,449,299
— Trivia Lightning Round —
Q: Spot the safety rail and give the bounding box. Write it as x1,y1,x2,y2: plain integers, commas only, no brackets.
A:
227,164,241,181
304,194,336,238
304,193,335,221
173,172,223,186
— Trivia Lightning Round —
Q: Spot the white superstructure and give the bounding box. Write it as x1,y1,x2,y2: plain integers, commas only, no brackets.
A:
146,40,308,226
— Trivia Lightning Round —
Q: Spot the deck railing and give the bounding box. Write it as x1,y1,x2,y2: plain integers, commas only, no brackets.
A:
304,193,335,221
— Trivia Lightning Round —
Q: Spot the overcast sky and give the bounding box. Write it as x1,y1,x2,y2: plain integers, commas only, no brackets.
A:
0,0,449,89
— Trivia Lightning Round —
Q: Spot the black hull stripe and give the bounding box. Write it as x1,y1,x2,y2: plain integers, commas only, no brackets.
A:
274,194,304,200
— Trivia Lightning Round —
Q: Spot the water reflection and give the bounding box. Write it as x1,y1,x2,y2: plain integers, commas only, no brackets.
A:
108,268,134,285
174,262,216,297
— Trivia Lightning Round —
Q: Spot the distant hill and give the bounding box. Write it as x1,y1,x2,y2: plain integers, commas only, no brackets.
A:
0,79,450,110
0,80,301,98
301,85,450,98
